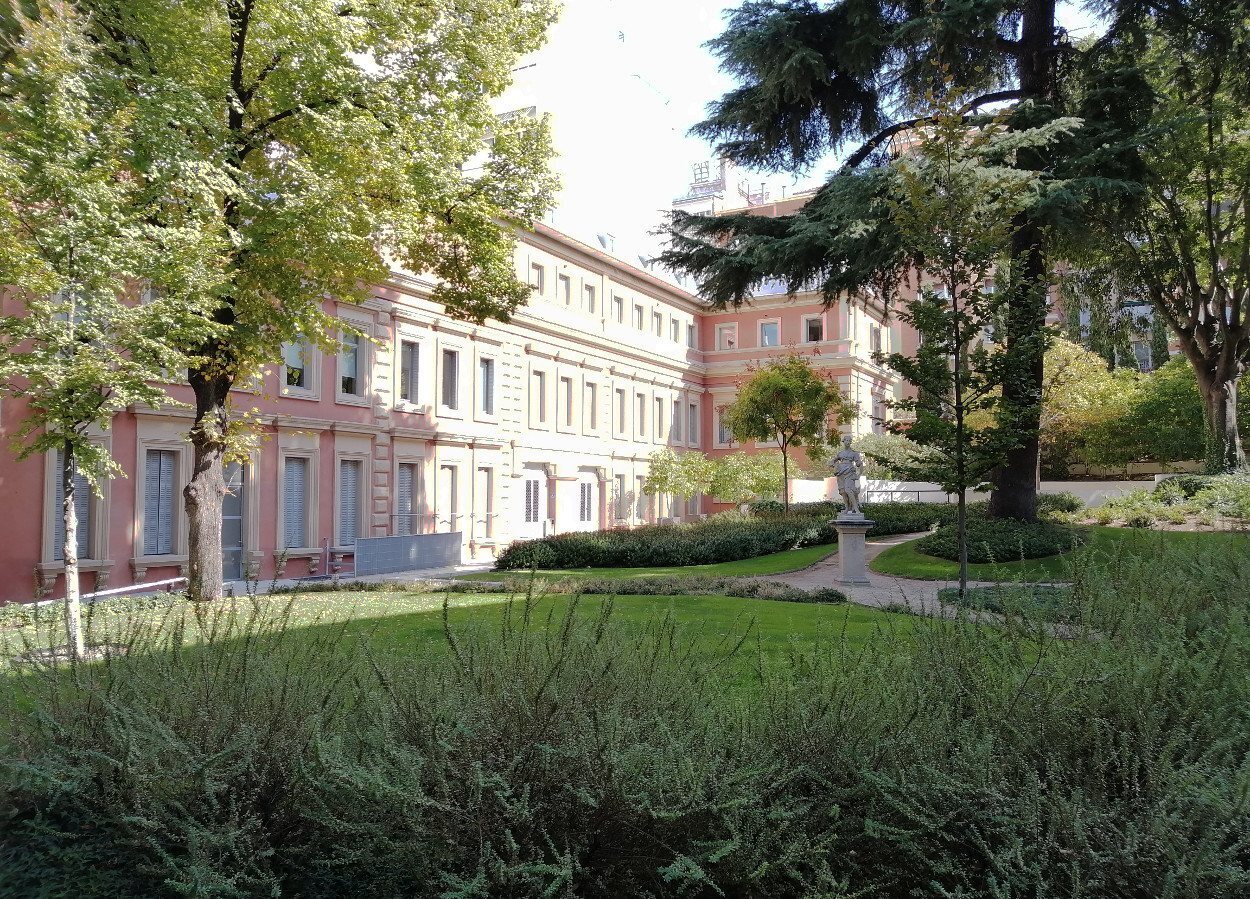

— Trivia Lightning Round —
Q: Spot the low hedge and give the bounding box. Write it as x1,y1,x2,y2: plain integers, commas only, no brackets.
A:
495,517,838,570
916,518,1086,564
507,575,847,604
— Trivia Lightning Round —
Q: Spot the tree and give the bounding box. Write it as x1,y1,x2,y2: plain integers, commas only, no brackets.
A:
0,3,214,654
1149,313,1172,371
1089,14,1250,471
709,452,785,506
76,0,558,601
1040,338,1135,477
721,355,854,512
880,89,1075,596
660,0,1164,521
644,450,717,504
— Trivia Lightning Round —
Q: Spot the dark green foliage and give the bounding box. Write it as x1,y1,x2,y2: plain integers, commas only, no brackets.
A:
495,516,838,570
917,518,1087,563
1155,474,1215,501
506,575,847,605
4,536,1250,896
496,503,969,571
1035,491,1085,514
937,583,1076,621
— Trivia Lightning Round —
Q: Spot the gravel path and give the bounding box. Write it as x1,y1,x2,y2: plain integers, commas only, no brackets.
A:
749,532,1009,617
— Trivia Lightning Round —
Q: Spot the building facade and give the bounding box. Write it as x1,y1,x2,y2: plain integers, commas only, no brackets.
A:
0,220,903,603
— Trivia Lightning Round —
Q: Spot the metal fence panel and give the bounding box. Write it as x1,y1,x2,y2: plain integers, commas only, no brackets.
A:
353,532,463,577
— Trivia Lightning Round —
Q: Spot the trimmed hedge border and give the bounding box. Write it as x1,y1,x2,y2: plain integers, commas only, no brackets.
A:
916,519,1087,564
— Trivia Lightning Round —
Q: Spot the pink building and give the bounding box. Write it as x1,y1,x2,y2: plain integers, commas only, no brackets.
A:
0,215,905,603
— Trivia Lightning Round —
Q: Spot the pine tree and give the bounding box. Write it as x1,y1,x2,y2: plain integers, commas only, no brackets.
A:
661,0,1166,520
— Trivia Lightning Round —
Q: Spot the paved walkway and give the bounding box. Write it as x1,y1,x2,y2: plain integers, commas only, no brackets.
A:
749,532,1006,617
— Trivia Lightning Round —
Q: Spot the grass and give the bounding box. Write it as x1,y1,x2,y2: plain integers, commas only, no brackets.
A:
870,525,1248,582
459,542,838,582
3,585,905,675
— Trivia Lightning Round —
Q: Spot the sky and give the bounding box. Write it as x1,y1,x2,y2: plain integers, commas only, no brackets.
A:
500,0,1101,269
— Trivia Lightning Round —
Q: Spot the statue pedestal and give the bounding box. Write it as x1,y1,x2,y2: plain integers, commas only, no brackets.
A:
834,515,874,586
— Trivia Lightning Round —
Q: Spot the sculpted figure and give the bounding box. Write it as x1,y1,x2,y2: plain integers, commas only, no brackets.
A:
831,435,864,515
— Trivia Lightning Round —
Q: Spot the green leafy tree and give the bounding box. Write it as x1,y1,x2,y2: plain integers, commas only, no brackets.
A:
1040,338,1136,477
75,0,558,600
1149,313,1172,371
721,355,854,511
660,0,1171,521
709,452,785,506
644,450,717,506
880,88,1075,595
1084,358,1250,469
0,3,216,653
1087,14,1250,471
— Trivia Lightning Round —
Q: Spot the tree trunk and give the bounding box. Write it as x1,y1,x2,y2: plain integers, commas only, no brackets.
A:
781,442,790,513
185,369,232,602
1201,373,1247,472
988,0,1056,522
61,441,85,659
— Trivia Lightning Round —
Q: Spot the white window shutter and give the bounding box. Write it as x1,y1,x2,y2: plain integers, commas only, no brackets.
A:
144,450,175,556
339,461,360,545
284,458,307,549
53,450,92,561
397,463,414,536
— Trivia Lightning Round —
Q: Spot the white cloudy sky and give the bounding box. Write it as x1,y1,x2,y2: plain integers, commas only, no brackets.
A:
499,0,1100,264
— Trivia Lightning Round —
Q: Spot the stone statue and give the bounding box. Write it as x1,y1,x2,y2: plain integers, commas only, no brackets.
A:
831,435,864,516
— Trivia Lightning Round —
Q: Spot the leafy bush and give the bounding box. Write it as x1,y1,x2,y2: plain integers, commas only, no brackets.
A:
1154,474,1213,501
916,518,1086,563
937,584,1076,621
1036,491,1084,515
509,574,846,604
495,517,838,570
4,536,1250,897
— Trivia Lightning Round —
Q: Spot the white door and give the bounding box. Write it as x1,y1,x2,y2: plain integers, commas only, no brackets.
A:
517,471,546,539
574,474,598,532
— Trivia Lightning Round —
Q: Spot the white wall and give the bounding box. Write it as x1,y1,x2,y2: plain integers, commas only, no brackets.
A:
789,478,1151,508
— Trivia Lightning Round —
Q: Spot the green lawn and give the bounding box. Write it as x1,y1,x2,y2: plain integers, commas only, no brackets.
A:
870,526,1248,582
457,542,838,582
4,586,905,673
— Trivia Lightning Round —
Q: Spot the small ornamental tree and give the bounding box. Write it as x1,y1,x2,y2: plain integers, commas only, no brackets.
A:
708,452,785,507
78,0,558,601
880,87,1076,597
1040,339,1136,477
0,4,215,654
644,450,716,506
722,355,855,512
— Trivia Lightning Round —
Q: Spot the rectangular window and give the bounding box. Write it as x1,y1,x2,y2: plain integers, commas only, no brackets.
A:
584,382,598,430
339,332,361,396
614,474,627,519
804,317,824,343
584,284,597,313
633,304,644,330
558,273,571,305
652,310,663,336
635,475,646,520
670,318,680,342
479,357,495,414
560,376,574,427
441,349,459,409
654,396,664,439
871,324,883,353
441,464,459,531
477,467,494,538
396,462,419,536
529,262,545,293
718,411,734,445
282,341,308,389
338,459,361,546
613,296,624,323
614,388,626,434
524,477,542,524
688,402,699,444
688,494,701,516
671,401,683,441
53,450,92,561
579,482,593,522
399,340,418,403
143,449,176,556
687,323,696,348
716,324,736,350
283,457,309,549
636,393,647,437
533,371,547,423
760,321,780,347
